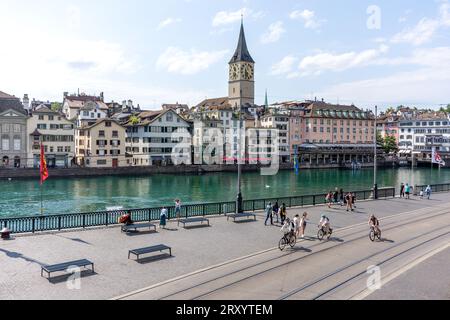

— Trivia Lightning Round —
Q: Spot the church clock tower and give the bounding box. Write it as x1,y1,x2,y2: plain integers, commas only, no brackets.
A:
228,21,255,109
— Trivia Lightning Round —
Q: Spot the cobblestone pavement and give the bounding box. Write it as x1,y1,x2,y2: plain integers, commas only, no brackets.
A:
0,193,447,300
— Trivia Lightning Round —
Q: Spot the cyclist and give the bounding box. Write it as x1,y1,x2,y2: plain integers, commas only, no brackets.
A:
318,214,331,234
368,214,381,235
281,217,294,234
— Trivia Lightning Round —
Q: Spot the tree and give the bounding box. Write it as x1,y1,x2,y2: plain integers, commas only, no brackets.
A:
385,107,395,114
51,102,62,112
383,135,398,154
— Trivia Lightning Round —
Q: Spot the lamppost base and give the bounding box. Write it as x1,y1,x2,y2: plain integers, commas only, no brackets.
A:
236,193,243,214
373,184,378,200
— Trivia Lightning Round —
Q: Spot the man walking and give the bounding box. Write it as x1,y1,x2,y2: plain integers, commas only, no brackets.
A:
174,199,182,220
425,185,432,200
264,202,273,226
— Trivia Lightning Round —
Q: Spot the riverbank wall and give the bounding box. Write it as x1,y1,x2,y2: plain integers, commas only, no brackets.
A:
0,161,398,180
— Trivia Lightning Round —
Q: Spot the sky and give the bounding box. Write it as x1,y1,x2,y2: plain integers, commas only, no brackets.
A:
0,0,449,112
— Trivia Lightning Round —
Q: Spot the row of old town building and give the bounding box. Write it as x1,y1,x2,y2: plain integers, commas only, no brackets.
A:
1,22,448,169
3,88,448,169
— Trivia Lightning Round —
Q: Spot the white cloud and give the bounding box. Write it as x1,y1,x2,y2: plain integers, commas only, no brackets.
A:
298,45,389,75
212,8,264,27
391,18,440,45
318,46,450,106
391,2,450,46
157,18,182,30
260,21,285,44
156,47,229,75
289,9,325,29
270,55,297,75
440,2,450,26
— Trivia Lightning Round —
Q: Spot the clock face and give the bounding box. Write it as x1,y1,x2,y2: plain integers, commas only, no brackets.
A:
229,64,239,81
241,63,254,80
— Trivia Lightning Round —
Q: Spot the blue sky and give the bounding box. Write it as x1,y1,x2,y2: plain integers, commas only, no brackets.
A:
0,0,449,111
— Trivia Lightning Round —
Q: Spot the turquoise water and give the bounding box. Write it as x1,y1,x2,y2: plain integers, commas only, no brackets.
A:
0,168,449,218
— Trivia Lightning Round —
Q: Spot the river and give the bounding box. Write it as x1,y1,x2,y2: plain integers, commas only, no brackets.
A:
1,168,449,218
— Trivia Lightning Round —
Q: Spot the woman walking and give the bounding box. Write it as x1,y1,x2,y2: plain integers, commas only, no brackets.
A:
345,192,353,212
300,212,308,238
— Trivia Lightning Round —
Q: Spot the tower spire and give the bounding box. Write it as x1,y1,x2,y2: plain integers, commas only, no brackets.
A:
229,19,255,64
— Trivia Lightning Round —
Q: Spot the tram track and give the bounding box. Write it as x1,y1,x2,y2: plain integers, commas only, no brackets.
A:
279,226,450,300
121,205,450,300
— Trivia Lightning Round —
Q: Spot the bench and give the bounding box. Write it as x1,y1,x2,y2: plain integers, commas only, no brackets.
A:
121,223,157,233
177,217,210,228
128,244,172,261
227,212,257,222
41,259,94,279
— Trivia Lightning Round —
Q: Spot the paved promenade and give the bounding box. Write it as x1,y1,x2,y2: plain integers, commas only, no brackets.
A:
0,193,448,300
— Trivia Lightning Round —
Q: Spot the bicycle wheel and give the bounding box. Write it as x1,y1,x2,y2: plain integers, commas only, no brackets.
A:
279,237,287,251
317,229,324,241
369,229,375,242
289,234,297,248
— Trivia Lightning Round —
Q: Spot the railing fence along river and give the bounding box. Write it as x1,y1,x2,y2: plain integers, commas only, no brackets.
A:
1,187,397,234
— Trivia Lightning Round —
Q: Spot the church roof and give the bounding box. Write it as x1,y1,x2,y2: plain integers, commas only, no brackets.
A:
229,22,254,64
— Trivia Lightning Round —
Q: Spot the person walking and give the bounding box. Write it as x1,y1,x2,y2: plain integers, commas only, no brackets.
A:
272,202,280,224
279,203,287,224
160,207,168,229
264,202,273,226
174,199,182,220
400,183,405,198
333,188,339,204
339,189,345,206
293,214,301,237
345,192,353,212
405,183,411,199
425,185,432,200
299,212,308,238
326,191,333,208
351,193,357,210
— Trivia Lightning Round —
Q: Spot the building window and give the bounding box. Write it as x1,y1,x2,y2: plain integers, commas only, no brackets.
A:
112,131,118,138
38,115,44,120
105,121,112,127
57,146,63,153
99,130,105,137
37,124,47,130
97,160,107,165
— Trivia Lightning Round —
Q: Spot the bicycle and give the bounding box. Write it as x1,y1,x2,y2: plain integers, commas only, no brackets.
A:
317,225,333,241
369,226,382,242
279,231,297,251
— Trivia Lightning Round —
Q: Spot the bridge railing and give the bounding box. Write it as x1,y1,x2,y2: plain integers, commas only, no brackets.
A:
0,187,395,234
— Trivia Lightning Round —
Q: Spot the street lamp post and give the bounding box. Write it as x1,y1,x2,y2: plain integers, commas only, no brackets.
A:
236,103,243,214
373,105,378,199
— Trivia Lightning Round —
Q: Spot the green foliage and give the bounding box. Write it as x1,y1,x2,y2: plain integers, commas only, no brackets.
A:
377,133,398,154
129,115,140,125
51,102,62,112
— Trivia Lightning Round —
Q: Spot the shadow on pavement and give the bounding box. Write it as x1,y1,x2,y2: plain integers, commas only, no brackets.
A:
136,253,174,264
48,270,97,284
0,248,45,266
182,225,212,230
125,230,159,237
